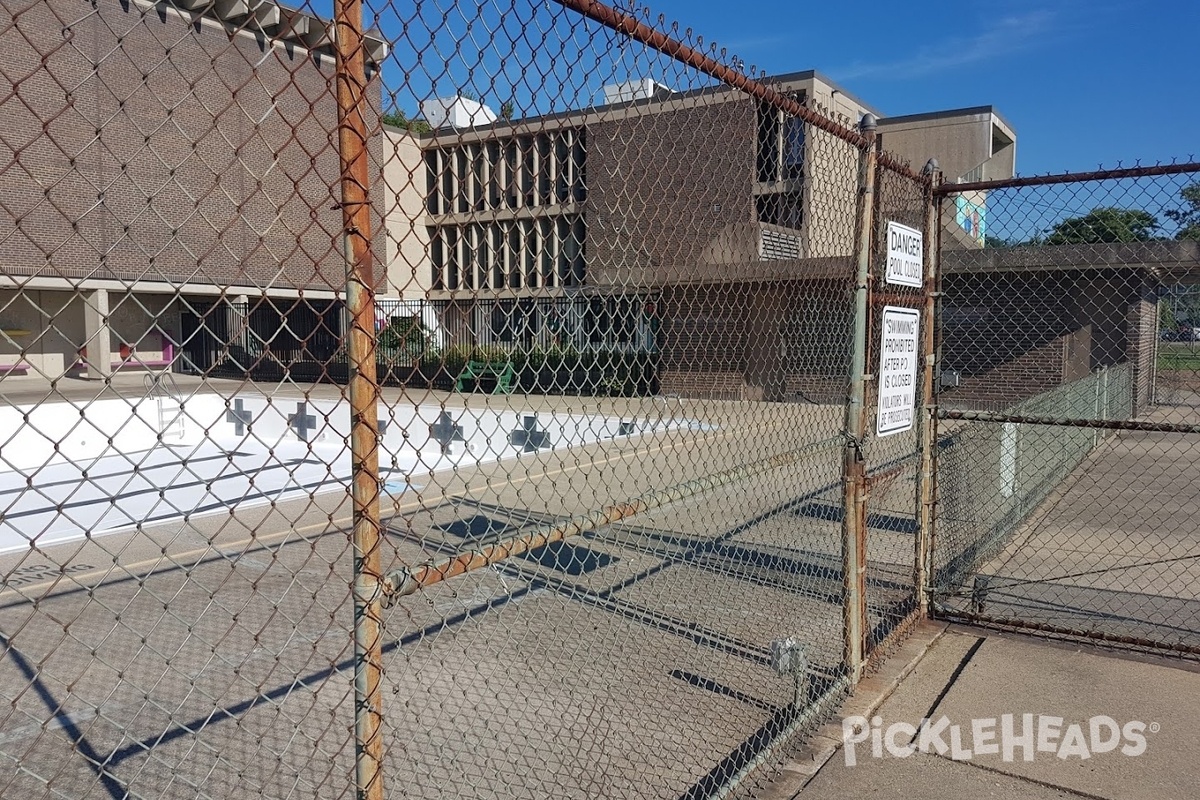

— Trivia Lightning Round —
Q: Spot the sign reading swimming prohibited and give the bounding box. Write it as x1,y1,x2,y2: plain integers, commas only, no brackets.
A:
876,306,920,436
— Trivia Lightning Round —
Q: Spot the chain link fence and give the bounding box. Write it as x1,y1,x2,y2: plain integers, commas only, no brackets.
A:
930,162,1200,659
11,0,1194,797
0,0,946,798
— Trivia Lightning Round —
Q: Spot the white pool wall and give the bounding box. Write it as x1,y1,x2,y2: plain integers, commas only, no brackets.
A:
0,394,687,476
1,398,167,472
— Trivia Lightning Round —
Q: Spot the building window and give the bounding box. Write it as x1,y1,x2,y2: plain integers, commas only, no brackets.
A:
426,127,586,217
508,224,521,289
784,116,804,180
540,218,555,288
756,93,805,183
491,226,505,288
445,227,460,290
491,300,516,343
425,151,439,214
757,192,804,231
440,151,454,215
571,129,587,201
430,228,444,290
756,102,780,182
570,218,585,286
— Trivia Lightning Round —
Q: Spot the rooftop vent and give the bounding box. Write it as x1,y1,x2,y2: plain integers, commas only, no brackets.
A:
601,78,673,106
419,95,498,130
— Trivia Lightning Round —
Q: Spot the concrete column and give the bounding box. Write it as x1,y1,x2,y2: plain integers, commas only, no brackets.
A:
82,288,113,380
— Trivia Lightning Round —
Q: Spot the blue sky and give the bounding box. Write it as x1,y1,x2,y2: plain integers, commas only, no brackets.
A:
635,0,1198,175
369,0,1197,178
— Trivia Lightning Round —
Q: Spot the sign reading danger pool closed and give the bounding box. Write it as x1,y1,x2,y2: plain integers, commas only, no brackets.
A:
884,221,923,288
876,306,920,436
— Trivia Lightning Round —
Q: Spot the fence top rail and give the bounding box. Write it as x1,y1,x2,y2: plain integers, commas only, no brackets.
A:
937,409,1200,435
936,161,1200,195
550,0,930,186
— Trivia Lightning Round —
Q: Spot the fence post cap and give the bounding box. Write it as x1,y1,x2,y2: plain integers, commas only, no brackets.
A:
859,113,877,132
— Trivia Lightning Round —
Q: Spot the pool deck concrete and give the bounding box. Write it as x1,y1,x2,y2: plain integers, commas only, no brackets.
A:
4,372,1197,800
0,371,920,799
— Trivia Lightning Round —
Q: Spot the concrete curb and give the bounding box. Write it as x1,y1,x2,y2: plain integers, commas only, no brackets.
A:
757,620,950,799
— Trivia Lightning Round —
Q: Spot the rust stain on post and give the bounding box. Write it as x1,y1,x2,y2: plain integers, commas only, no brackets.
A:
331,0,385,797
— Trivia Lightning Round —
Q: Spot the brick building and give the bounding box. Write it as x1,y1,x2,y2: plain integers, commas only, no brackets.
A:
0,0,385,380
936,244,1185,413
0,3,1161,410
386,72,1023,400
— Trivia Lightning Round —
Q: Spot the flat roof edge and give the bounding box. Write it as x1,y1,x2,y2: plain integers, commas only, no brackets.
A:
879,105,1015,134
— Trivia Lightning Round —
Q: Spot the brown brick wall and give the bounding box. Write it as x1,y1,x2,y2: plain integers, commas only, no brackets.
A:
587,98,758,287
0,0,383,291
657,279,850,403
939,273,1071,407
939,270,1150,410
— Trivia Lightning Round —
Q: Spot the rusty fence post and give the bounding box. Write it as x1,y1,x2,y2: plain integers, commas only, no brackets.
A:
842,114,878,685
916,160,942,618
331,0,386,798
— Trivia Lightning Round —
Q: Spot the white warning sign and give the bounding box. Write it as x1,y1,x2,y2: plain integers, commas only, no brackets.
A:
885,220,924,288
876,306,920,436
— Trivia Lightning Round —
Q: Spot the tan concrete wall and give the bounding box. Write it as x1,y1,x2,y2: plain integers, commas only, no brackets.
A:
382,130,432,299
807,82,870,131
1128,280,1160,415
878,114,994,182
0,290,84,378
801,97,863,261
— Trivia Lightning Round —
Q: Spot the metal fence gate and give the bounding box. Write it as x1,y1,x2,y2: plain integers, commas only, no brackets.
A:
928,162,1200,659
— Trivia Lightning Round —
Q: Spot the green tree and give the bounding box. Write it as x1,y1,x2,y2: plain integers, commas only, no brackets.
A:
378,316,429,364
1166,182,1200,241
1042,207,1160,245
380,107,432,134
499,100,515,121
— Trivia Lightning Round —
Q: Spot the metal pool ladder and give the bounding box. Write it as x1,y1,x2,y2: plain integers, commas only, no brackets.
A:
145,370,186,441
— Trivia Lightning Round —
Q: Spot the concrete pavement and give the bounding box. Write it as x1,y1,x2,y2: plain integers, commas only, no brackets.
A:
0,372,913,799
770,623,1200,800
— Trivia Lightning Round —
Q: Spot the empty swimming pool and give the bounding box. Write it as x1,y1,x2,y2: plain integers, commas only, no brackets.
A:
0,393,688,552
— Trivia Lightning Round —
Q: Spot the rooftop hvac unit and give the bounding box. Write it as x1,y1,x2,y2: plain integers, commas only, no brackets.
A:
420,95,498,130
601,78,673,106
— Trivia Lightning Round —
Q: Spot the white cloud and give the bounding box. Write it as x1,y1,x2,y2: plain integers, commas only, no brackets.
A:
831,11,1059,81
